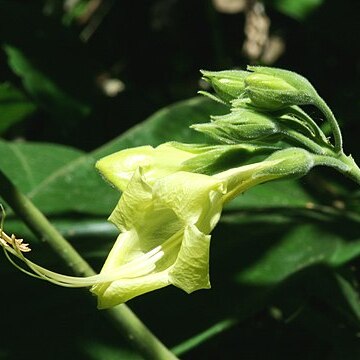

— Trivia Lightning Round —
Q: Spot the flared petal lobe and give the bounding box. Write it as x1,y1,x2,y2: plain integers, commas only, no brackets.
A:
169,224,211,293
91,169,227,308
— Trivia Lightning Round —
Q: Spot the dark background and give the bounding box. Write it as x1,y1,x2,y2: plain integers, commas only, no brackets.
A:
1,1,360,359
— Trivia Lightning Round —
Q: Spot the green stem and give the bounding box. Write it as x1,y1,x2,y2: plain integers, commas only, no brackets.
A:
281,128,329,155
315,97,343,153
0,171,92,275
172,317,238,356
340,153,360,185
107,306,178,360
0,170,178,360
313,151,360,186
286,105,330,146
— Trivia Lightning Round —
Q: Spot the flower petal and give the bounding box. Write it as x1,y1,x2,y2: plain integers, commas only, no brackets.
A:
109,170,184,253
93,270,170,308
96,146,154,191
153,171,226,231
109,168,153,231
96,143,197,191
169,224,211,293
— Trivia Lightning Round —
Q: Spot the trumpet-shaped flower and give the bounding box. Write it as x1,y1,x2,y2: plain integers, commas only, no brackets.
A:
1,143,314,309
91,168,225,307
91,153,286,308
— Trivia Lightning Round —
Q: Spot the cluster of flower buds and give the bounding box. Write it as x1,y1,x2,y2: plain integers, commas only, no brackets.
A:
201,66,321,109
198,66,342,153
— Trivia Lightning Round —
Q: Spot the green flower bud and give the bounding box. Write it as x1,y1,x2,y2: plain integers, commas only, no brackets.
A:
200,69,248,104
245,66,319,110
254,147,314,179
191,108,280,144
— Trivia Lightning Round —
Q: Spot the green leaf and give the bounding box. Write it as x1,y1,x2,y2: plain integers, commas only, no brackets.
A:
237,224,360,285
4,45,91,121
225,178,314,211
0,137,113,216
0,83,36,133
0,2,96,122
0,139,84,202
271,0,324,20
290,270,360,335
0,97,226,215
333,272,360,323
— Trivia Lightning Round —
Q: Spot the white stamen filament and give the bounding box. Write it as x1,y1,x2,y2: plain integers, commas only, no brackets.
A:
2,237,169,288
1,222,186,288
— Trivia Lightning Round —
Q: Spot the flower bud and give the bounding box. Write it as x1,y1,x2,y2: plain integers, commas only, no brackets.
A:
245,66,318,110
200,69,248,104
192,108,279,144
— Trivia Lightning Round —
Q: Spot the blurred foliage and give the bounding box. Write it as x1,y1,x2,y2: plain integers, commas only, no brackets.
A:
1,0,360,359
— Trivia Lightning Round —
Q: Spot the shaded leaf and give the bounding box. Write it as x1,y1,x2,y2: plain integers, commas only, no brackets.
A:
0,139,83,194
271,0,324,20
333,272,360,324
225,178,314,211
237,224,360,286
0,1,96,122
0,82,36,133
4,45,91,121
